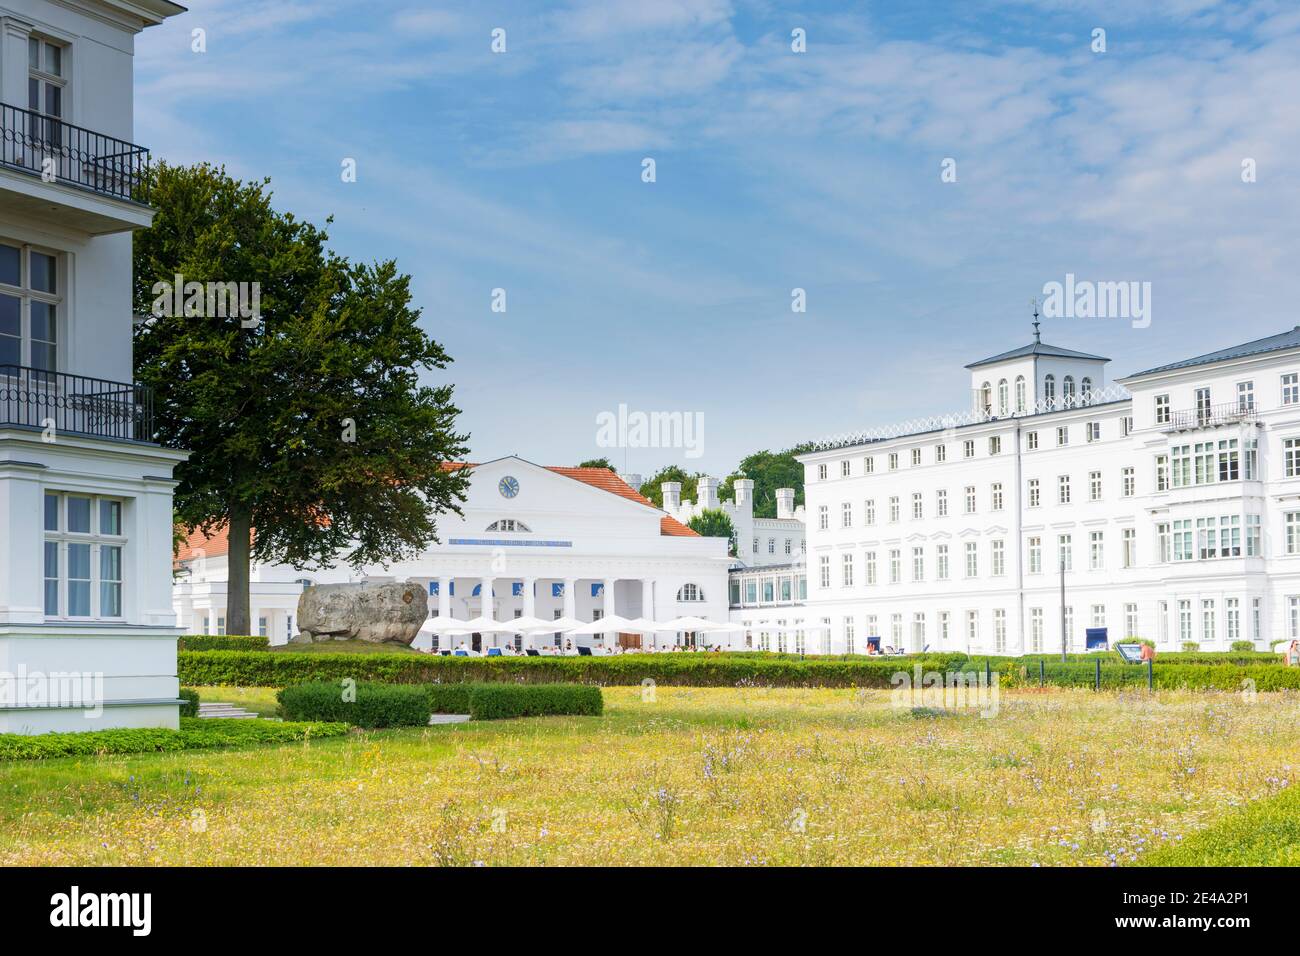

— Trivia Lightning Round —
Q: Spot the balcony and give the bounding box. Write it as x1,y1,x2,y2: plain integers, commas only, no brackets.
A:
0,103,153,234
0,365,154,443
1160,401,1258,433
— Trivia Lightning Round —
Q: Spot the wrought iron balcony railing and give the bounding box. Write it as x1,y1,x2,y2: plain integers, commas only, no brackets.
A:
1161,401,1259,432
0,365,154,442
0,102,149,204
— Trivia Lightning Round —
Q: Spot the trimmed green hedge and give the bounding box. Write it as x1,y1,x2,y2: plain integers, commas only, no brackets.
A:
427,683,476,714
277,681,430,728
0,717,347,761
181,649,1300,692
178,687,200,718
467,683,603,720
177,634,269,652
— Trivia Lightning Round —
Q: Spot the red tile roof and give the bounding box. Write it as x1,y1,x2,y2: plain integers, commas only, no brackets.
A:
175,525,231,563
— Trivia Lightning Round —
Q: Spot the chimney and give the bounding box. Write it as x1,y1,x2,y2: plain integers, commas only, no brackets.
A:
662,481,681,512
697,476,719,509
733,478,754,514
775,487,795,520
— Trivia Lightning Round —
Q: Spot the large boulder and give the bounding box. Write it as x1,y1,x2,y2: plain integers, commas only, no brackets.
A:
297,581,429,645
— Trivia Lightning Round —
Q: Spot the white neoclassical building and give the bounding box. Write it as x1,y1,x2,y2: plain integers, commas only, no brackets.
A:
783,323,1300,656
176,457,734,649
0,0,186,732
661,474,805,569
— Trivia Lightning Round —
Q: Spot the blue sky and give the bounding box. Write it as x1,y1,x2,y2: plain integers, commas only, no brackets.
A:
133,0,1300,477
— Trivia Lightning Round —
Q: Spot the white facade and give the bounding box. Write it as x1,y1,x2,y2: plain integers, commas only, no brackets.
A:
661,475,805,568
0,0,186,732
790,328,1300,656
176,457,733,650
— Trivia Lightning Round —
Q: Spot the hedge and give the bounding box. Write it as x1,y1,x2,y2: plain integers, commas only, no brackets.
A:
0,717,348,761
277,681,430,728
179,687,200,718
467,683,603,720
177,634,269,652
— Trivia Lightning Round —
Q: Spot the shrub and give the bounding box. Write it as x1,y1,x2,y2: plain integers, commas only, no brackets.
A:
178,687,200,717
426,682,477,714
277,681,430,728
1182,641,1200,652
1230,640,1256,653
0,717,347,761
178,634,269,652
467,683,603,720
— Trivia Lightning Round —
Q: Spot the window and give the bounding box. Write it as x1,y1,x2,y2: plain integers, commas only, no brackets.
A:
1086,421,1101,443
865,499,876,524
936,544,949,580
1064,606,1074,650
817,463,828,481
1089,531,1104,570
1122,467,1135,497
864,456,875,474
1156,523,1170,563
964,541,978,578
865,551,877,585
963,439,975,459
841,459,851,477
888,496,900,522
28,36,66,124
991,539,1005,576
911,448,921,467
1028,478,1040,508
486,519,531,532
889,549,901,584
1030,607,1044,652
1122,415,1133,436
818,556,830,589
1089,471,1101,501
1124,604,1138,639
1058,474,1071,504
993,609,1007,653
1155,393,1170,424
911,492,923,519
677,583,704,602
1178,600,1192,645
1044,375,1055,402
1091,604,1106,628
889,453,898,471
752,537,759,554
818,505,828,530
0,241,59,371
1063,376,1075,400
1238,381,1255,412
1195,387,1211,425
1288,512,1300,555
1028,536,1042,574
1253,597,1262,641
843,617,855,655
1226,598,1240,644
935,444,946,463
1056,425,1069,446
939,611,950,646
966,610,979,650
964,486,976,514
980,381,992,414
1287,438,1300,478
1201,599,1216,644
841,501,852,528
1057,534,1072,572
1026,431,1038,450
1122,528,1136,568
785,538,792,555
1217,439,1239,482
258,616,269,637
991,482,1003,511
841,553,854,587
936,489,948,517
989,435,1002,455
768,538,775,554
1015,376,1026,413
1156,453,1171,491
217,616,226,636
1284,373,1300,406
912,547,924,582
44,492,124,619
998,379,1009,416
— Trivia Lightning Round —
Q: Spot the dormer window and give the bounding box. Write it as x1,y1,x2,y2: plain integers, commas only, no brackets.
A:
486,519,531,532
0,241,59,371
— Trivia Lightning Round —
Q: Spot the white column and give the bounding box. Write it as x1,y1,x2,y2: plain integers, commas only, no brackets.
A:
523,577,537,618
563,578,577,620
603,577,616,618
641,579,655,651
480,576,494,620
437,576,451,618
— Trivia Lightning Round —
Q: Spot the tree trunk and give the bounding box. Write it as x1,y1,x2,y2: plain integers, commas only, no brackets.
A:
226,506,252,636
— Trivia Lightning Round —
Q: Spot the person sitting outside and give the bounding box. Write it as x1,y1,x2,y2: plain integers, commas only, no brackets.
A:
1139,642,1156,663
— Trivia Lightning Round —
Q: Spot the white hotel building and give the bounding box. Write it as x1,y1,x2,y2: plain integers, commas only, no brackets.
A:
0,0,186,732
794,325,1300,656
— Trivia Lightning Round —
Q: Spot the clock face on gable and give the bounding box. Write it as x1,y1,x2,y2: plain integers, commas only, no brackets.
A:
498,475,520,499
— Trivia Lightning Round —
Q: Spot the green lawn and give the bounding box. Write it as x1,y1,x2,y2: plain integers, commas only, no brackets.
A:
2,686,1297,865
1139,782,1300,865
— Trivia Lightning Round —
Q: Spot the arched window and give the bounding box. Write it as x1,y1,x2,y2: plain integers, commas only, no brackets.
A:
1063,376,1075,401
1081,376,1092,397
997,379,1009,416
486,519,531,532
1015,375,1026,413
980,381,992,415
1044,375,1055,402
677,583,705,602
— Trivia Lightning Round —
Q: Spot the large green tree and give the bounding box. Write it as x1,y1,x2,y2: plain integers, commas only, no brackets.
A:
135,163,469,635
686,508,737,555
637,465,704,508
719,445,812,518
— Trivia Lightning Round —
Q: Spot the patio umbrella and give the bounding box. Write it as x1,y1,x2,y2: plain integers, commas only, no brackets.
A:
564,614,637,635
458,616,520,633
419,616,475,635
657,615,732,632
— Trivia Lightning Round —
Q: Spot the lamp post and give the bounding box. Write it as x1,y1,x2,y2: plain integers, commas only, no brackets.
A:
1060,559,1068,662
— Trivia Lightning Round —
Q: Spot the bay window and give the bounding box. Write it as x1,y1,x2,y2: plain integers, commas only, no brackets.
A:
43,492,125,619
